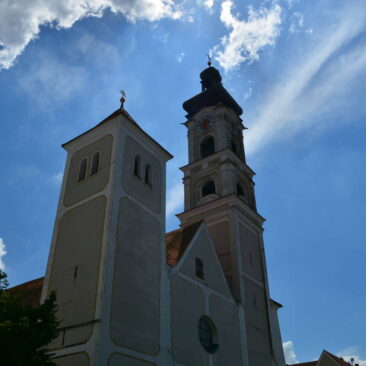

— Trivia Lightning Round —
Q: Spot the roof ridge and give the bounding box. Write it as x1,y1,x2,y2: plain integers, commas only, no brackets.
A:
8,276,44,291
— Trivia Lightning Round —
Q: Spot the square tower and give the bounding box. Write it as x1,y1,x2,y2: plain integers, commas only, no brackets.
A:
41,108,172,366
178,65,286,366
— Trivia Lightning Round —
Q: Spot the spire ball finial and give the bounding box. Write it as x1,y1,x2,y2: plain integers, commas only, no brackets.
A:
206,53,212,67
120,89,126,109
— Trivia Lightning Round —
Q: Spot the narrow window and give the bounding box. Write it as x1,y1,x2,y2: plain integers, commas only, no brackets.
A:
90,151,100,176
253,293,257,308
237,183,244,197
77,158,87,182
200,136,215,158
73,266,78,280
231,138,237,154
195,258,204,280
134,155,141,178
249,251,254,266
202,181,216,197
145,164,152,185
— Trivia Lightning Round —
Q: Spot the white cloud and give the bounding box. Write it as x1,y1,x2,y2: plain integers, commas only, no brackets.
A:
0,0,182,70
166,182,184,216
212,1,282,70
52,172,63,185
289,11,304,33
285,0,300,8
338,347,366,366
0,238,7,271
244,87,252,99
203,0,215,11
283,341,298,364
246,10,366,156
176,51,185,63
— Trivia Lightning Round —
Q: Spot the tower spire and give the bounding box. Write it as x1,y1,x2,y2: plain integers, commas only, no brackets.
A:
206,53,212,67
120,89,126,110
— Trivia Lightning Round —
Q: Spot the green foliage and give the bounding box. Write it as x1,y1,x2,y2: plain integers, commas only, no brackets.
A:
0,271,60,366
0,270,9,290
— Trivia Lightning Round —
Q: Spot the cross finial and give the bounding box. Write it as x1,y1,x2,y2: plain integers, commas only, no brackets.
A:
120,90,126,109
206,53,212,67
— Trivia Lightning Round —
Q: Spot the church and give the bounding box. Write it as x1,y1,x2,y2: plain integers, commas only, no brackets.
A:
11,63,287,366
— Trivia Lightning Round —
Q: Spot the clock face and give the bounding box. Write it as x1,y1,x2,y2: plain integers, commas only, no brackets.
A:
195,114,215,133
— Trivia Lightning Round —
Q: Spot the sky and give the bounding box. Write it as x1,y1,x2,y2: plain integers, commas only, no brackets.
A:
0,0,365,363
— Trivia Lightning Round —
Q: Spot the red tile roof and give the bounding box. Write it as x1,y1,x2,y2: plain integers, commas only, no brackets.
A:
7,277,44,307
166,221,203,266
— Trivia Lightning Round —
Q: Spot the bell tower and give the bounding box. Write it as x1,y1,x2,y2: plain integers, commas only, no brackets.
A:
177,64,286,366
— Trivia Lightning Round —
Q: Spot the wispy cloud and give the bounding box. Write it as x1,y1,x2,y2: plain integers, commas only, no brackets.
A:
338,347,366,366
246,8,366,156
244,87,253,100
212,1,282,70
52,172,63,185
0,0,182,70
283,340,298,364
176,51,185,63
166,182,184,216
0,238,7,271
16,52,87,105
289,12,304,33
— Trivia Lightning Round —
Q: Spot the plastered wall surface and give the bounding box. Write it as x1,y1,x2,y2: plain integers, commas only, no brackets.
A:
209,294,242,366
269,304,286,365
108,353,156,366
244,277,272,366
48,196,106,346
53,352,89,366
239,223,264,282
207,221,231,272
179,229,231,298
121,136,162,213
110,197,161,356
320,356,339,366
171,276,208,366
64,135,113,206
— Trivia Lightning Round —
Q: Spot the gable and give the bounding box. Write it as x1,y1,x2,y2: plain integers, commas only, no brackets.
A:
319,351,352,366
177,224,232,298
166,221,202,266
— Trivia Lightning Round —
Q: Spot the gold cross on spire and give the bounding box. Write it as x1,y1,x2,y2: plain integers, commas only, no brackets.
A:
120,89,126,109
206,53,212,67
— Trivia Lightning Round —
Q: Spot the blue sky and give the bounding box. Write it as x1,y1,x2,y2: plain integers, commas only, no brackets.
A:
0,0,365,363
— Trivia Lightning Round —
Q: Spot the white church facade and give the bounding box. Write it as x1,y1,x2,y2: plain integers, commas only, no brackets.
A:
21,65,286,365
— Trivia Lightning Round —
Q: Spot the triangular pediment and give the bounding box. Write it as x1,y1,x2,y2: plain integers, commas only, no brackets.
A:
174,223,232,298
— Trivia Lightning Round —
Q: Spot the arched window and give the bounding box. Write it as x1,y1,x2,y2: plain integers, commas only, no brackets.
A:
195,258,204,280
145,164,152,185
90,151,100,176
77,158,88,182
202,181,216,197
237,183,244,197
134,155,141,178
200,136,215,158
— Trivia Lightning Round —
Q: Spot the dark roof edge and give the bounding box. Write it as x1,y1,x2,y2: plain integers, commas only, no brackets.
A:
8,276,44,292
270,298,283,308
62,109,173,159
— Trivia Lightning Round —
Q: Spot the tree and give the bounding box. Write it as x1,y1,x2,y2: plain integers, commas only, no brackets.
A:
0,270,59,366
